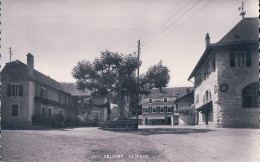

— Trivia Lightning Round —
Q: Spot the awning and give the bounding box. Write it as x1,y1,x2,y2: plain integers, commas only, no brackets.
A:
196,101,213,112
146,116,166,120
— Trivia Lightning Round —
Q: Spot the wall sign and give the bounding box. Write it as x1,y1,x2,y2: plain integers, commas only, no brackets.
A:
219,84,229,92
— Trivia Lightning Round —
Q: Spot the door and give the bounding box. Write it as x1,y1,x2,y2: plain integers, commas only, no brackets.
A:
205,110,209,125
145,118,148,125
167,117,171,125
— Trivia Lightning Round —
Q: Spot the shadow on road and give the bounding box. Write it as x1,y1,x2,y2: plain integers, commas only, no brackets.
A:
103,128,215,136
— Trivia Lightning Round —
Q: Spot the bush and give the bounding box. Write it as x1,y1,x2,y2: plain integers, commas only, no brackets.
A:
77,114,100,127
32,114,65,128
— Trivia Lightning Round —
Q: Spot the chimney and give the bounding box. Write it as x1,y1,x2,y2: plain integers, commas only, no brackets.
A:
205,33,210,49
27,53,34,77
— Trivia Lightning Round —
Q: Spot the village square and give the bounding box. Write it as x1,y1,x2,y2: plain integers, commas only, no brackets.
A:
0,0,259,162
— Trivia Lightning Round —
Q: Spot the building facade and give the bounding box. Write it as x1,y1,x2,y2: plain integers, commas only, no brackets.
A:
175,90,195,125
188,17,259,127
140,87,192,125
61,82,108,126
1,54,107,128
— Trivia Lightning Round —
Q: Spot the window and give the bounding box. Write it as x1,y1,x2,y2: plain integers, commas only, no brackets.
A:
160,107,164,113
148,98,153,103
175,104,179,111
59,109,63,115
148,107,152,113
11,104,19,117
211,57,216,72
163,98,168,102
47,107,53,118
40,87,47,99
205,90,211,102
41,105,47,117
7,84,23,96
152,107,156,113
230,51,251,67
143,108,149,114
167,107,172,113
58,94,62,103
242,82,259,108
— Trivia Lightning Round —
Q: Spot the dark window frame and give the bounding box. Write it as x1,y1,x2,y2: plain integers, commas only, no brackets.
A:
242,82,259,108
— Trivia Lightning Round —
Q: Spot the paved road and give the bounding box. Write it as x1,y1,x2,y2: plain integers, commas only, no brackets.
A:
1,125,259,162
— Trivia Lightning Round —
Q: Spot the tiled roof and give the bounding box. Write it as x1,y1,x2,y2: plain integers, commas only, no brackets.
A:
188,17,258,80
175,90,194,103
217,17,258,45
145,87,193,98
2,60,67,93
60,82,91,96
34,70,64,91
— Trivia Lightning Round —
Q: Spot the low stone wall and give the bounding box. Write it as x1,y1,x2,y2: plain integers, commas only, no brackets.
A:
2,121,32,129
101,120,138,130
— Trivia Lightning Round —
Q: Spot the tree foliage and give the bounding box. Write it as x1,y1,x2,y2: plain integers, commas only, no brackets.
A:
72,51,171,120
145,60,170,91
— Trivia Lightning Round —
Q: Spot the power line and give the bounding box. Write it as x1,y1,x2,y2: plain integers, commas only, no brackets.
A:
143,0,214,51
144,0,203,47
142,0,193,43
141,0,183,40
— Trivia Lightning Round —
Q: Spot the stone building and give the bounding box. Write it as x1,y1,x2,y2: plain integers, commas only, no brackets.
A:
1,54,107,128
175,90,195,125
140,87,192,125
188,17,259,127
61,82,107,126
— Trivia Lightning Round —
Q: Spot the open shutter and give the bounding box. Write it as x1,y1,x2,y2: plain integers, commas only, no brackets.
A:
246,52,251,67
19,85,23,96
230,52,235,67
7,85,11,96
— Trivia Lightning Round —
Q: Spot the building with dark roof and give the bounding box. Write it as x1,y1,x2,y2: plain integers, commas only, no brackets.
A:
139,87,193,125
60,82,107,126
188,17,259,127
175,90,195,125
1,54,107,128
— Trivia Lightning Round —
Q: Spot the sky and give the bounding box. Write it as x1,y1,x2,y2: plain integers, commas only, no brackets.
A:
1,0,258,87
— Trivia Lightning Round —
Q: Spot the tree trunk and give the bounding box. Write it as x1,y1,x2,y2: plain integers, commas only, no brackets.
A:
118,92,126,120
107,95,111,120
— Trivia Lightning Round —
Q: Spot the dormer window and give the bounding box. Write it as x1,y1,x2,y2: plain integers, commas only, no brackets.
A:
148,98,153,103
163,98,168,102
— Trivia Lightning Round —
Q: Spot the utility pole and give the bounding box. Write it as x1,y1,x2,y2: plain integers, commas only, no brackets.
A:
238,2,246,19
136,39,141,129
9,47,13,62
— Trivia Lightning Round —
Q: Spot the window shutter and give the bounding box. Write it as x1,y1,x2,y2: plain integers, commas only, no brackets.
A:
230,52,235,67
7,85,11,96
19,85,23,96
246,52,251,67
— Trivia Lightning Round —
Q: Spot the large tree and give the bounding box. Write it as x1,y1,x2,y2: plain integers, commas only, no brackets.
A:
72,51,171,120
72,50,122,120
145,60,170,92
72,50,141,120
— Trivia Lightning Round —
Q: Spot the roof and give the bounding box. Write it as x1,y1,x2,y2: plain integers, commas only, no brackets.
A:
60,82,91,96
188,17,258,80
2,60,64,91
175,90,194,103
217,17,258,45
34,70,64,91
145,87,193,98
